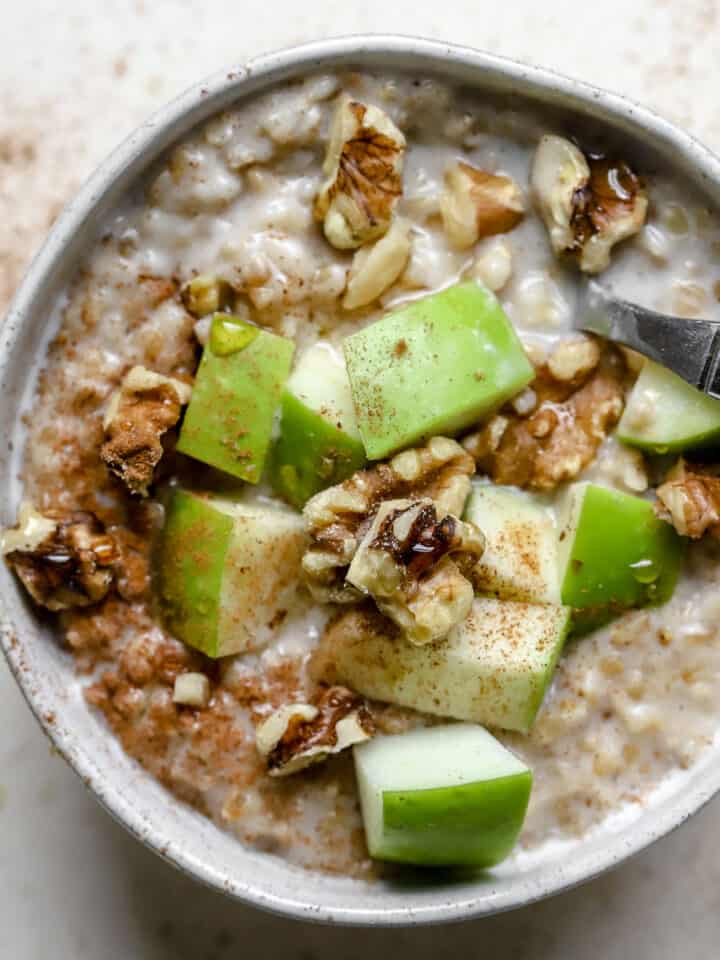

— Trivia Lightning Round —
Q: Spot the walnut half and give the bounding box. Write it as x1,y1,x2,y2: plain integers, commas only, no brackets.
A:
101,366,192,497
531,134,647,274
655,459,720,539
463,342,627,491
302,436,475,603
346,498,485,645
255,686,374,776
314,95,406,250
1,504,117,611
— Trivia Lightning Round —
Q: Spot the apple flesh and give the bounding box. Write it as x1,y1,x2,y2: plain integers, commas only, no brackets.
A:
354,723,532,867
269,342,367,508
464,482,559,603
318,599,570,733
557,482,683,627
343,281,534,460
176,313,294,483
158,489,306,657
618,359,720,453
464,481,683,630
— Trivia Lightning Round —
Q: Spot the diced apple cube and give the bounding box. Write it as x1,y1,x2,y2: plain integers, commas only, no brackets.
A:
176,313,294,483
317,599,570,733
557,482,684,626
343,282,534,459
158,489,306,657
354,723,531,867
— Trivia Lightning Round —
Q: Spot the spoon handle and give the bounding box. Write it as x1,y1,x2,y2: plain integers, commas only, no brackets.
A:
577,280,720,399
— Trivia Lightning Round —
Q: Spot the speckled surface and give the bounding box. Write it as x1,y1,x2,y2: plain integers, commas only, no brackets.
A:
2,2,720,956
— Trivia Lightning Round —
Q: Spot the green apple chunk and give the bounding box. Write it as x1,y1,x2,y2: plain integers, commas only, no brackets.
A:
557,483,683,622
354,723,532,867
343,281,534,460
464,482,559,603
158,489,306,657
320,599,570,733
269,342,367,508
176,313,294,482
618,359,720,453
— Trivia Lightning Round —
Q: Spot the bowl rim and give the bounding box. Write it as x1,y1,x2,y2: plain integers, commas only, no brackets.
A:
3,33,720,927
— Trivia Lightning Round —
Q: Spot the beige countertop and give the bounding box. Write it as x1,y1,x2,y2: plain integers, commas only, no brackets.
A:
2,2,718,955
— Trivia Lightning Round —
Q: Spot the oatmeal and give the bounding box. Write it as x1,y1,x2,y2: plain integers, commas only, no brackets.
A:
6,71,720,875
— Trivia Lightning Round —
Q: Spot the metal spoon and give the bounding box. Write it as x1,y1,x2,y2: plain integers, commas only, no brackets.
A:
576,280,720,399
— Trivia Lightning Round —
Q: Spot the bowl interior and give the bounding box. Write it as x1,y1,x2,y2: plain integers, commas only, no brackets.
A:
2,35,720,925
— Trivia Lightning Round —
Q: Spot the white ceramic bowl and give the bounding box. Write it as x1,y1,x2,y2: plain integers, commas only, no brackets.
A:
2,35,720,926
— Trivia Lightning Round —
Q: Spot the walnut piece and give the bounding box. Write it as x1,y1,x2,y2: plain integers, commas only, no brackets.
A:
546,335,601,384
342,217,411,310
314,95,406,250
255,686,374,776
346,498,485,645
100,366,192,497
2,505,117,611
655,459,720,539
441,161,524,250
531,134,647,274
180,274,234,317
302,436,475,603
0,502,57,554
463,344,627,491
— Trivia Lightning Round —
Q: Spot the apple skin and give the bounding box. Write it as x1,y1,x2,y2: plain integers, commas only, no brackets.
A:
269,391,366,508
354,723,532,867
176,314,294,483
380,773,532,867
158,489,232,657
343,281,534,460
618,360,720,454
558,483,684,627
158,489,306,658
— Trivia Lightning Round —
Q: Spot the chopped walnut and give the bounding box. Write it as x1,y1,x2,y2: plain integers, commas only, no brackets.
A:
530,136,587,256
655,459,720,539
302,437,475,602
342,217,411,310
0,503,57,554
546,335,601,384
100,366,192,497
463,344,627,491
531,134,647,274
441,161,524,250
2,506,117,611
346,498,484,645
180,274,234,317
314,95,406,250
255,685,374,776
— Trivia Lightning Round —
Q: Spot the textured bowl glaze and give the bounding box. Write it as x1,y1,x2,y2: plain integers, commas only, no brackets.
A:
2,35,720,926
